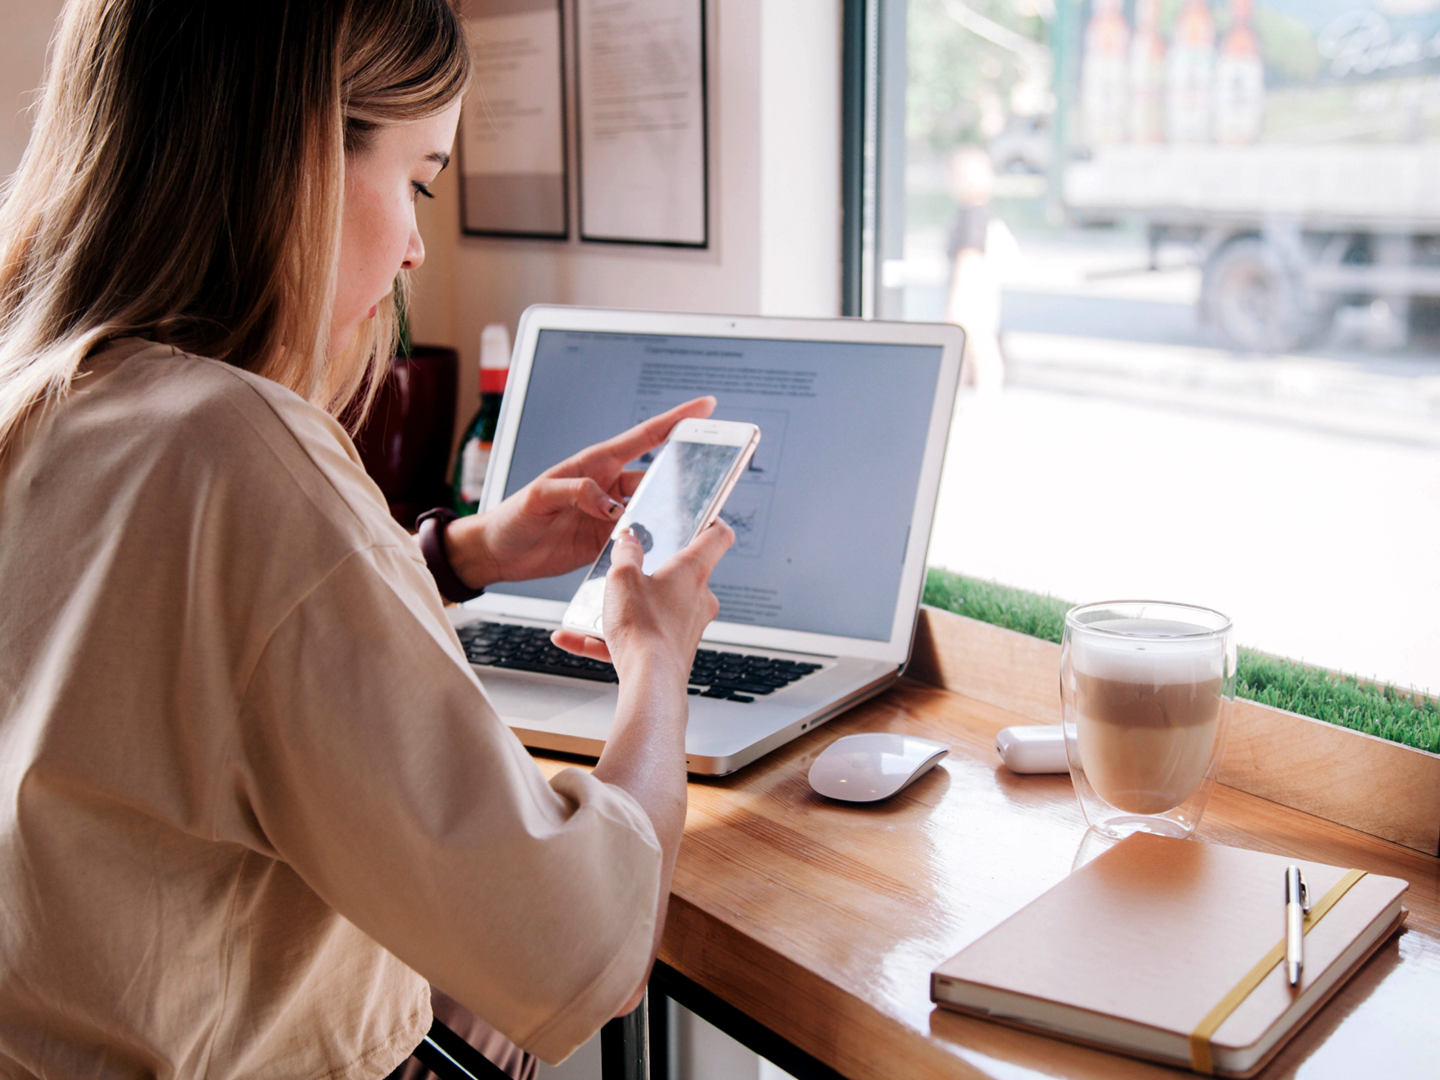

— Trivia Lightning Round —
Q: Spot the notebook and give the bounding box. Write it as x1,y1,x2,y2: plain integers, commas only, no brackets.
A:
930,833,1408,1077
448,305,965,775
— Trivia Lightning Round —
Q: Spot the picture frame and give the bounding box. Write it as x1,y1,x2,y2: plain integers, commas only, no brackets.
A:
575,0,709,247
459,0,570,240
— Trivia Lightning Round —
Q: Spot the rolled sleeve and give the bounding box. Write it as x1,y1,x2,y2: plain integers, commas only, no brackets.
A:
225,545,662,1063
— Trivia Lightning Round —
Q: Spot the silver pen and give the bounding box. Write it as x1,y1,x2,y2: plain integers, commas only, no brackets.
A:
1284,865,1310,987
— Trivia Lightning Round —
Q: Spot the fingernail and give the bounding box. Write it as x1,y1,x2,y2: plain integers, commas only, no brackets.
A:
605,499,623,516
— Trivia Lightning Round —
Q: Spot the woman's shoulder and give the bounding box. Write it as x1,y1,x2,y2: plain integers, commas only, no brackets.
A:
78,339,406,554
87,339,342,449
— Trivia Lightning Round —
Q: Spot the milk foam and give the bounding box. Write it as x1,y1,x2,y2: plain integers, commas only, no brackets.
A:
1071,618,1225,686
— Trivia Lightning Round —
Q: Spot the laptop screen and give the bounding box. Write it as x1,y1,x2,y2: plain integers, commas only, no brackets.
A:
488,329,944,642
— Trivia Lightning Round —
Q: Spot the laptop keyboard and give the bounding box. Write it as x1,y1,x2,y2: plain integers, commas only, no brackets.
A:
686,649,821,702
455,622,822,703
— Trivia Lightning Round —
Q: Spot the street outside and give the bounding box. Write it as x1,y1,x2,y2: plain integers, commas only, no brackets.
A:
920,227,1440,697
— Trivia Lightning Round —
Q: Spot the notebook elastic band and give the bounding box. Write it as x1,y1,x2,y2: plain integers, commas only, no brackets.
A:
1188,868,1368,1075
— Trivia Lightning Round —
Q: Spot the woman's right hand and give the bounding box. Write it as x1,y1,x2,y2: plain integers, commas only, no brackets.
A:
561,519,733,1019
551,520,734,685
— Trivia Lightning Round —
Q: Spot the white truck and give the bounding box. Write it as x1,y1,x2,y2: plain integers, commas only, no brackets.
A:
1061,1,1440,353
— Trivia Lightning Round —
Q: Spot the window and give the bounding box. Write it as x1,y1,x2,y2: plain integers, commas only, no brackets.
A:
854,0,1440,695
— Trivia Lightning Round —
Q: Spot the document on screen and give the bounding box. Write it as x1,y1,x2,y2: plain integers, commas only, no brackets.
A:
492,330,944,642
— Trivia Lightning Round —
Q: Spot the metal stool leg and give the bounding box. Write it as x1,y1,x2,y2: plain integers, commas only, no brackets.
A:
600,989,650,1080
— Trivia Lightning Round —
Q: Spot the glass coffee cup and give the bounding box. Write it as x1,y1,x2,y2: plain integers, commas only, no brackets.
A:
1061,601,1236,839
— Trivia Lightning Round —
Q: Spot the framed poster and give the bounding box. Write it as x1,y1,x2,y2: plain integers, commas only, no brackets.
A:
459,0,568,239
576,0,708,247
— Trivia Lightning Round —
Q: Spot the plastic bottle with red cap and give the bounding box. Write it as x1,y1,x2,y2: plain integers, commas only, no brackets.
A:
450,323,510,515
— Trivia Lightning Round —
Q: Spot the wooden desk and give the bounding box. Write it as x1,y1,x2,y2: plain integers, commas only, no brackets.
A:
537,677,1440,1079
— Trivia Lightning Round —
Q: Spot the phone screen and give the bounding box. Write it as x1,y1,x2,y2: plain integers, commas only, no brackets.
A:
567,439,744,631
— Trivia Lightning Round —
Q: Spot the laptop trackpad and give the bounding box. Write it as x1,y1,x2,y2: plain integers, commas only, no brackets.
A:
481,671,611,721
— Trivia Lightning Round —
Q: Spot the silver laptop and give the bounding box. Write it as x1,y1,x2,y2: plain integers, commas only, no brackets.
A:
448,306,964,775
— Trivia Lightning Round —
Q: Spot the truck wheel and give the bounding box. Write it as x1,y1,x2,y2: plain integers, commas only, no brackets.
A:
1201,237,1334,354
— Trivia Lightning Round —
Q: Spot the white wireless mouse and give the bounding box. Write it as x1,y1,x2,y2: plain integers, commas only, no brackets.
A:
807,732,949,803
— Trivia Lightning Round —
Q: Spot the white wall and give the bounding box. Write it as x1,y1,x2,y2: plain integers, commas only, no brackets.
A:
0,0,64,181
431,0,764,365
758,0,841,318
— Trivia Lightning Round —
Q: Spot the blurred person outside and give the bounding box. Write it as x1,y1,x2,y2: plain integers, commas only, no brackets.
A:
944,146,1013,391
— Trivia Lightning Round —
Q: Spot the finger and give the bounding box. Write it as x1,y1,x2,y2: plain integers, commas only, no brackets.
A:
585,397,717,470
575,477,626,521
691,517,736,574
526,476,625,521
551,628,613,663
606,528,646,576
660,517,734,582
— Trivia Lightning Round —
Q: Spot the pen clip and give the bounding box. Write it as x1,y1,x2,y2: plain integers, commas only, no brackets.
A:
1284,865,1311,911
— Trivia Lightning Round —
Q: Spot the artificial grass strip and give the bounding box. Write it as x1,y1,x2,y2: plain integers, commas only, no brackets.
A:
922,568,1070,645
922,568,1440,755
1234,651,1440,754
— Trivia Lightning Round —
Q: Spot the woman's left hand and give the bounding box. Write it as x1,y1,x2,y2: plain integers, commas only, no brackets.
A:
441,396,716,589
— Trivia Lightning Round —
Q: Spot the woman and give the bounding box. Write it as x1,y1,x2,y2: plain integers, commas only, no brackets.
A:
0,2,729,1077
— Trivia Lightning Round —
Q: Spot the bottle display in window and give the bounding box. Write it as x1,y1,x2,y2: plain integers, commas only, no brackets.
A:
1213,0,1265,145
1167,0,1216,143
1129,0,1166,144
1081,0,1131,147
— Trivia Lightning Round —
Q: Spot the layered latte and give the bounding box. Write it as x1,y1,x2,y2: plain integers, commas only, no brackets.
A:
1071,618,1226,815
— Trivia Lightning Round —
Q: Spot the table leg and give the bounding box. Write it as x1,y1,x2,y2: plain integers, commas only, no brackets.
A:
648,961,848,1080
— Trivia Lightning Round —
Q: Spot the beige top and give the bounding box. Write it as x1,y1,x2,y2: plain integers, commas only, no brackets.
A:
0,341,662,1078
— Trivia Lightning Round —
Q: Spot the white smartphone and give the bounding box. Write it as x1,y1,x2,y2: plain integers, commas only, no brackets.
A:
561,417,761,639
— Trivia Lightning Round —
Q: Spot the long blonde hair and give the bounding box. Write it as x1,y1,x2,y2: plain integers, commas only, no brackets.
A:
0,0,469,447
